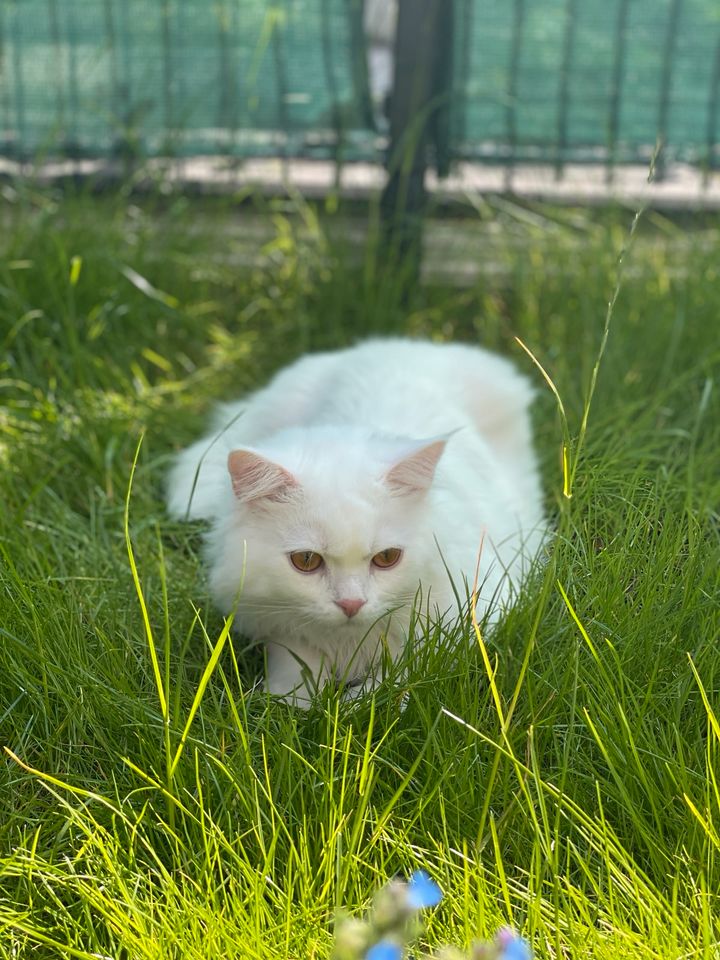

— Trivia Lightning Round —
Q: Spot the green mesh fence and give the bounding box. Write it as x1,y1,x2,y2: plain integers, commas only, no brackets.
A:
1,0,719,176
449,0,720,171
0,0,375,162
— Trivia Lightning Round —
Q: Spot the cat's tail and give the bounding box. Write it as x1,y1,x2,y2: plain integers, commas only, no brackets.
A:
166,403,249,521
166,437,230,521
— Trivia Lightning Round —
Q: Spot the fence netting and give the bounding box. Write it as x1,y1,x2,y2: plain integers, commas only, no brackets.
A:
1,0,718,174
0,0,376,162
449,0,720,171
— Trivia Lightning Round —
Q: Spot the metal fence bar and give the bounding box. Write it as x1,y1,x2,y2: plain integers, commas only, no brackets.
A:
176,0,189,164
233,0,249,164
348,0,375,137
656,0,683,179
271,1,291,163
454,0,474,155
321,0,344,173
706,36,720,178
65,2,81,154
226,1,243,163
380,0,444,265
9,1,25,156
606,0,630,184
47,0,65,140
103,0,121,150
504,0,525,190
108,0,136,166
0,7,5,146
0,5,8,150
431,0,453,178
161,1,175,154
217,3,232,131
555,0,578,179
116,0,133,152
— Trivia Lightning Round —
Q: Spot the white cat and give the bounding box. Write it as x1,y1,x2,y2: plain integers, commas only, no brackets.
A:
167,339,545,705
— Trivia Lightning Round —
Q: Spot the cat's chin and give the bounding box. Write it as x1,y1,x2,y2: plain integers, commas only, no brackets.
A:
303,611,393,642
316,614,373,635
330,607,400,633
335,613,371,627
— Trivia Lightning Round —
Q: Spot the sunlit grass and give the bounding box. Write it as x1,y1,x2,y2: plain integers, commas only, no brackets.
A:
0,185,719,958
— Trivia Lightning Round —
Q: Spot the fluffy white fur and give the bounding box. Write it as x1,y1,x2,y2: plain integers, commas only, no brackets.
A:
167,338,545,704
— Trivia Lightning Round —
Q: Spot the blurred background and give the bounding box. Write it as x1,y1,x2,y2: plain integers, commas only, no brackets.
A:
2,0,719,215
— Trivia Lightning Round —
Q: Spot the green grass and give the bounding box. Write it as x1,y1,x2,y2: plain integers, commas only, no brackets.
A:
1,184,719,959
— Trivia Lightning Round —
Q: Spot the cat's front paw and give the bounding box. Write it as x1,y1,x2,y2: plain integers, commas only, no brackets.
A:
341,670,411,711
263,681,315,710
264,641,328,709
339,669,383,702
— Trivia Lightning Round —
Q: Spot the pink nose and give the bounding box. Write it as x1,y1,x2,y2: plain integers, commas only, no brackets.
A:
335,598,366,619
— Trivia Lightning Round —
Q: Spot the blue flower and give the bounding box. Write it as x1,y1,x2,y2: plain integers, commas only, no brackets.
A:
406,870,443,909
365,941,403,960
498,936,532,960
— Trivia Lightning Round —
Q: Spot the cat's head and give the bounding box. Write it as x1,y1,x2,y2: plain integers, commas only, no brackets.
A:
209,429,447,640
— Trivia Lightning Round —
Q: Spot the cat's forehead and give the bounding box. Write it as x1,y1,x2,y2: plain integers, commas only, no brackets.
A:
265,425,407,482
284,481,410,556
293,487,383,549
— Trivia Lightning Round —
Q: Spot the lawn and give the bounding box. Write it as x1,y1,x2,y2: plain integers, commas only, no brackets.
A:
0,185,719,959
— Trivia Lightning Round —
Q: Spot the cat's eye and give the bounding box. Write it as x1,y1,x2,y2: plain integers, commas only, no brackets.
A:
371,547,403,569
289,550,324,573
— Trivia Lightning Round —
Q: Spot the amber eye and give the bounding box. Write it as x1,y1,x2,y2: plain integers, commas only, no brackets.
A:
371,547,403,569
289,550,324,573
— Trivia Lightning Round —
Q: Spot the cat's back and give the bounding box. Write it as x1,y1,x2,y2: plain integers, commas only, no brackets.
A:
290,338,534,438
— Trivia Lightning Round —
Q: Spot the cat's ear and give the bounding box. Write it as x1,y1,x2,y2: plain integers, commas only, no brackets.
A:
227,449,298,504
384,439,447,496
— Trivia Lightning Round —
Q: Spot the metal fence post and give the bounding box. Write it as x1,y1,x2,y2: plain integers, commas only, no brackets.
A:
380,0,448,275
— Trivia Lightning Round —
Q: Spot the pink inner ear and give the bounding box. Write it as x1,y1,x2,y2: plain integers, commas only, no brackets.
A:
385,439,447,495
227,449,298,503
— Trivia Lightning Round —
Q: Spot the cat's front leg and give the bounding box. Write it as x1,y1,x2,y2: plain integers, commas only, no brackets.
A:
341,671,382,702
339,656,393,701
341,669,410,714
264,641,331,708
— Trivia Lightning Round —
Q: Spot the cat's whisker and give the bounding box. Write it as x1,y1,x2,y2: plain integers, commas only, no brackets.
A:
237,601,301,611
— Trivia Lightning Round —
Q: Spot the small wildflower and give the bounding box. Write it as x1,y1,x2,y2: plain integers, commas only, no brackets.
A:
495,928,532,960
406,870,443,910
498,940,531,960
365,940,403,960
330,872,532,960
496,928,515,948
